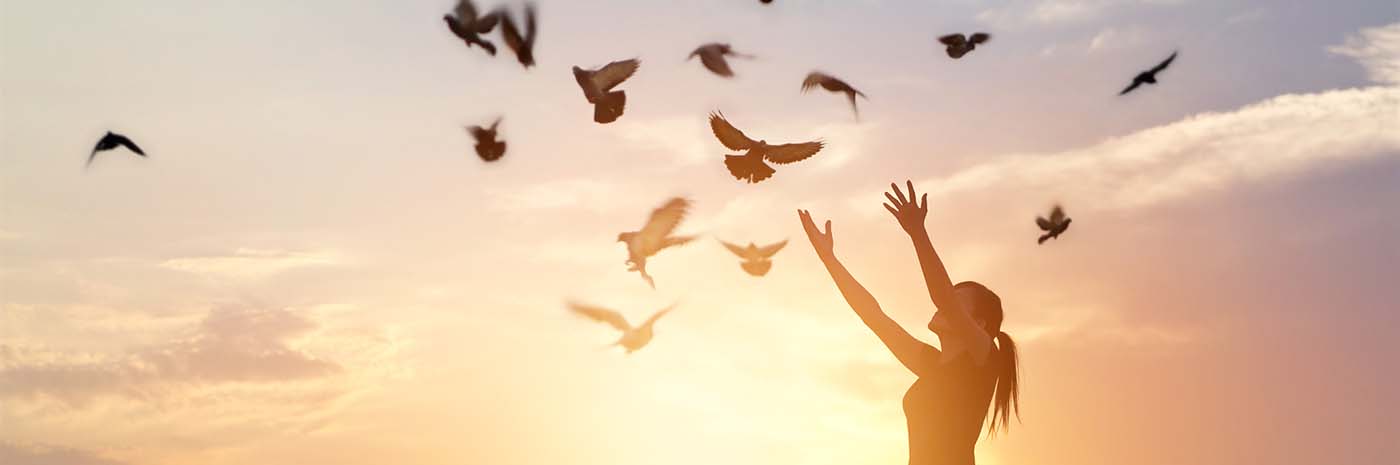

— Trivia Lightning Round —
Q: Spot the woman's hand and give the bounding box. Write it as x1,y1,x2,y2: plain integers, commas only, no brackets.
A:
798,209,834,259
884,180,928,236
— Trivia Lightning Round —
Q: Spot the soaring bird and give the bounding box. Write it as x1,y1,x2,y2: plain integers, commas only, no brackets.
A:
88,131,146,167
618,197,695,288
569,301,676,354
443,0,501,56
688,43,754,78
801,72,867,119
497,3,538,68
938,32,991,59
720,239,787,276
467,118,505,162
708,112,824,184
573,58,640,124
1120,51,1177,95
1036,205,1072,244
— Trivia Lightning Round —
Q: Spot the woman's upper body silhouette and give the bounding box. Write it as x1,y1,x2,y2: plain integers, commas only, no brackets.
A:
799,181,1020,465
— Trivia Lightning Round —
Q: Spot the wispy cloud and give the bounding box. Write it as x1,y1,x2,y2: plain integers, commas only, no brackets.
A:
1329,21,1400,85
159,248,344,278
978,0,1188,27
1088,26,1150,53
0,442,129,465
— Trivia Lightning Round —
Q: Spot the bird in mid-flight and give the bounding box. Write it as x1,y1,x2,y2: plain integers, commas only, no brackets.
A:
497,3,538,68
688,43,755,78
938,33,991,59
618,197,695,288
1120,51,1177,95
720,239,787,276
709,112,824,184
801,72,867,119
1036,205,1072,244
467,118,505,162
573,58,640,124
443,0,501,56
88,131,146,167
568,301,676,354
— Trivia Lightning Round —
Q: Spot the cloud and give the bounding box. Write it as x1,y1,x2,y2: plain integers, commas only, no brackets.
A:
0,306,340,405
0,443,129,465
894,86,1400,213
1329,21,1400,85
1087,26,1149,53
485,177,630,212
978,0,1188,27
159,248,343,278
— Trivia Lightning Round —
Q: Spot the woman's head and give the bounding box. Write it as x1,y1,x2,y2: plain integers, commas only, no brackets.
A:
928,281,1003,335
929,281,1021,436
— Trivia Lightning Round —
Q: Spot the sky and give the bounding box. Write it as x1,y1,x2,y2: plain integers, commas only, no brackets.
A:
1,0,1398,464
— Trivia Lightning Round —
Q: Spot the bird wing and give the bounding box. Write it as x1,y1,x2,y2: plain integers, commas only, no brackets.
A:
592,59,640,92
638,198,691,245
1049,205,1065,224
639,304,677,329
113,134,145,156
755,240,787,258
1150,51,1177,74
660,235,695,250
568,302,632,331
801,72,832,93
1035,217,1052,231
86,148,99,167
453,0,477,22
708,112,757,150
719,240,749,258
763,141,824,164
698,51,734,77
1119,80,1142,95
488,117,502,132
473,8,501,33
938,34,967,47
467,125,488,140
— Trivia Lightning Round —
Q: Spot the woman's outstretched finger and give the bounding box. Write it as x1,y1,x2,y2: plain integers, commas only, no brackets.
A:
906,180,916,200
920,193,928,210
884,203,898,216
891,183,907,204
885,192,900,207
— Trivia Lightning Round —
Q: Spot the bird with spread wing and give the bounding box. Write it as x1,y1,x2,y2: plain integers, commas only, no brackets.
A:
688,43,755,78
443,0,501,56
573,58,640,124
801,72,867,119
938,32,991,59
88,131,146,168
568,301,676,354
618,197,695,288
1120,51,1177,95
496,3,537,68
467,118,505,162
709,112,824,184
720,239,788,276
1036,205,1072,244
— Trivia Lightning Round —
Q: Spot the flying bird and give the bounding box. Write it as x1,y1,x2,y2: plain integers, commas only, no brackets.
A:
88,131,146,167
497,3,538,67
1120,51,1177,95
688,43,754,78
708,112,824,184
1036,205,1072,244
720,239,787,276
467,118,505,162
443,0,501,56
568,301,676,354
618,197,695,288
938,33,991,59
573,58,640,124
801,72,867,119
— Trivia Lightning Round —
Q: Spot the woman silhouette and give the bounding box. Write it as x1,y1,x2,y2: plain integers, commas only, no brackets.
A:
798,181,1020,465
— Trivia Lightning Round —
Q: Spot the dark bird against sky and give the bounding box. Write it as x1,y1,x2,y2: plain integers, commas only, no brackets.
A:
1036,205,1072,244
1120,51,1178,95
467,118,505,162
709,112,824,184
801,72,867,119
939,32,991,59
497,3,538,68
568,301,676,354
720,239,788,276
573,58,640,124
618,197,695,289
443,0,500,56
689,43,755,78
88,131,146,168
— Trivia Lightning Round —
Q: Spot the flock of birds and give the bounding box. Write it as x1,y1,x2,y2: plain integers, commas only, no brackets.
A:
85,0,1179,354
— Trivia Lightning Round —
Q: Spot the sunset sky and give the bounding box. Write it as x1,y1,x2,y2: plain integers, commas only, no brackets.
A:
2,1,1398,464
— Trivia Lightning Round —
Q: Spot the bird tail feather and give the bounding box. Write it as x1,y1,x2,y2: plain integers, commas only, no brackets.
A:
724,155,775,183
593,91,626,124
1038,233,1052,244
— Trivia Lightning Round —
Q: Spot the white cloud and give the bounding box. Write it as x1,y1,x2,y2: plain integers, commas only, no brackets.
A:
485,177,630,212
1329,21,1400,85
978,0,1189,27
1088,26,1149,53
159,248,343,278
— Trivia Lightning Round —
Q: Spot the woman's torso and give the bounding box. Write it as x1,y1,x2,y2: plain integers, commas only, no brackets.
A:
902,352,998,465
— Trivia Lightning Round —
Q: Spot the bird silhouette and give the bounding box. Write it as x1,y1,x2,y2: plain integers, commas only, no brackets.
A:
467,118,506,162
618,197,695,288
1120,51,1177,95
88,131,146,167
938,33,991,59
1036,205,1072,244
708,112,824,184
760,0,773,4
496,3,537,68
720,239,787,276
688,43,755,78
443,0,500,56
568,301,676,354
801,72,867,119
573,58,640,124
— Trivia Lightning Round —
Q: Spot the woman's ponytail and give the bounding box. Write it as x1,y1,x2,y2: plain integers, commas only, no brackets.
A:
988,330,1020,436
